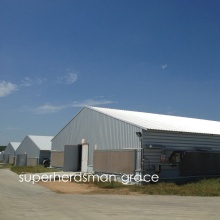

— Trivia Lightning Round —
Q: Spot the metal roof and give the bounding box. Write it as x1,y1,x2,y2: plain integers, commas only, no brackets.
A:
28,135,53,150
9,142,21,151
89,106,220,135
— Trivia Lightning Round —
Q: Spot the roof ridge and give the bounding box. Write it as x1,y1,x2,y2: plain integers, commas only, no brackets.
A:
88,106,220,135
90,106,220,123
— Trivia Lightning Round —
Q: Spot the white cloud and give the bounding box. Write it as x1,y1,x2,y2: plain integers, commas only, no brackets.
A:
20,77,47,87
0,81,17,97
20,77,32,87
56,73,78,84
35,78,47,85
0,76,47,98
33,104,65,114
65,73,78,84
33,99,114,114
162,64,167,69
70,99,114,107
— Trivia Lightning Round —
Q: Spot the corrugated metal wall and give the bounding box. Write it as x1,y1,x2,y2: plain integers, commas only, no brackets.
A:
16,154,27,166
143,130,220,151
142,130,220,179
16,136,40,159
2,154,9,163
52,107,141,166
4,144,16,157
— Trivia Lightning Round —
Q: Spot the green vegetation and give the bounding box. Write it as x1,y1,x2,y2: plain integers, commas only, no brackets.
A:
72,175,220,196
0,146,6,152
128,179,220,196
10,165,59,174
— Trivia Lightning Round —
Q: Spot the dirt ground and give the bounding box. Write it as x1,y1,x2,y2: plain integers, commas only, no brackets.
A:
38,181,138,195
3,169,220,220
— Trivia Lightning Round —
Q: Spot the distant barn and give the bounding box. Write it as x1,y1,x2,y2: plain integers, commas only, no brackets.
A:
3,142,20,164
16,135,53,166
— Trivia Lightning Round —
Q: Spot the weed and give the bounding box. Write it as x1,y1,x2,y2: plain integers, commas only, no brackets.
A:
10,165,59,174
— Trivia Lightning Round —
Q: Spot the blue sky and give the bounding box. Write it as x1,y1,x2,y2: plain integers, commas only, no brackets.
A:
0,0,220,145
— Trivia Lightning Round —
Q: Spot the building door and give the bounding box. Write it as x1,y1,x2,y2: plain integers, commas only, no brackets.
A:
63,145,82,171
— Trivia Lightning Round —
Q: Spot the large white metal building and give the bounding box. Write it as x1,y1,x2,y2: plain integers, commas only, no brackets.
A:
3,142,20,164
51,106,220,180
16,135,53,166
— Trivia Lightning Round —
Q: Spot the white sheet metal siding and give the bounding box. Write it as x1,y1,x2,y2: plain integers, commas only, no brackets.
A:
15,154,27,166
142,130,220,151
16,136,40,159
4,142,20,157
142,148,161,172
52,107,142,165
142,130,220,178
4,144,16,157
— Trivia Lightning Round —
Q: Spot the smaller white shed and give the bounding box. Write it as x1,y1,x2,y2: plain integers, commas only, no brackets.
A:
3,142,20,164
16,135,53,166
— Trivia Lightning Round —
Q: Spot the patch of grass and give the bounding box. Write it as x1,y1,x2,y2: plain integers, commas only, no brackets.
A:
179,178,220,196
10,165,59,174
127,179,220,196
70,175,220,196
